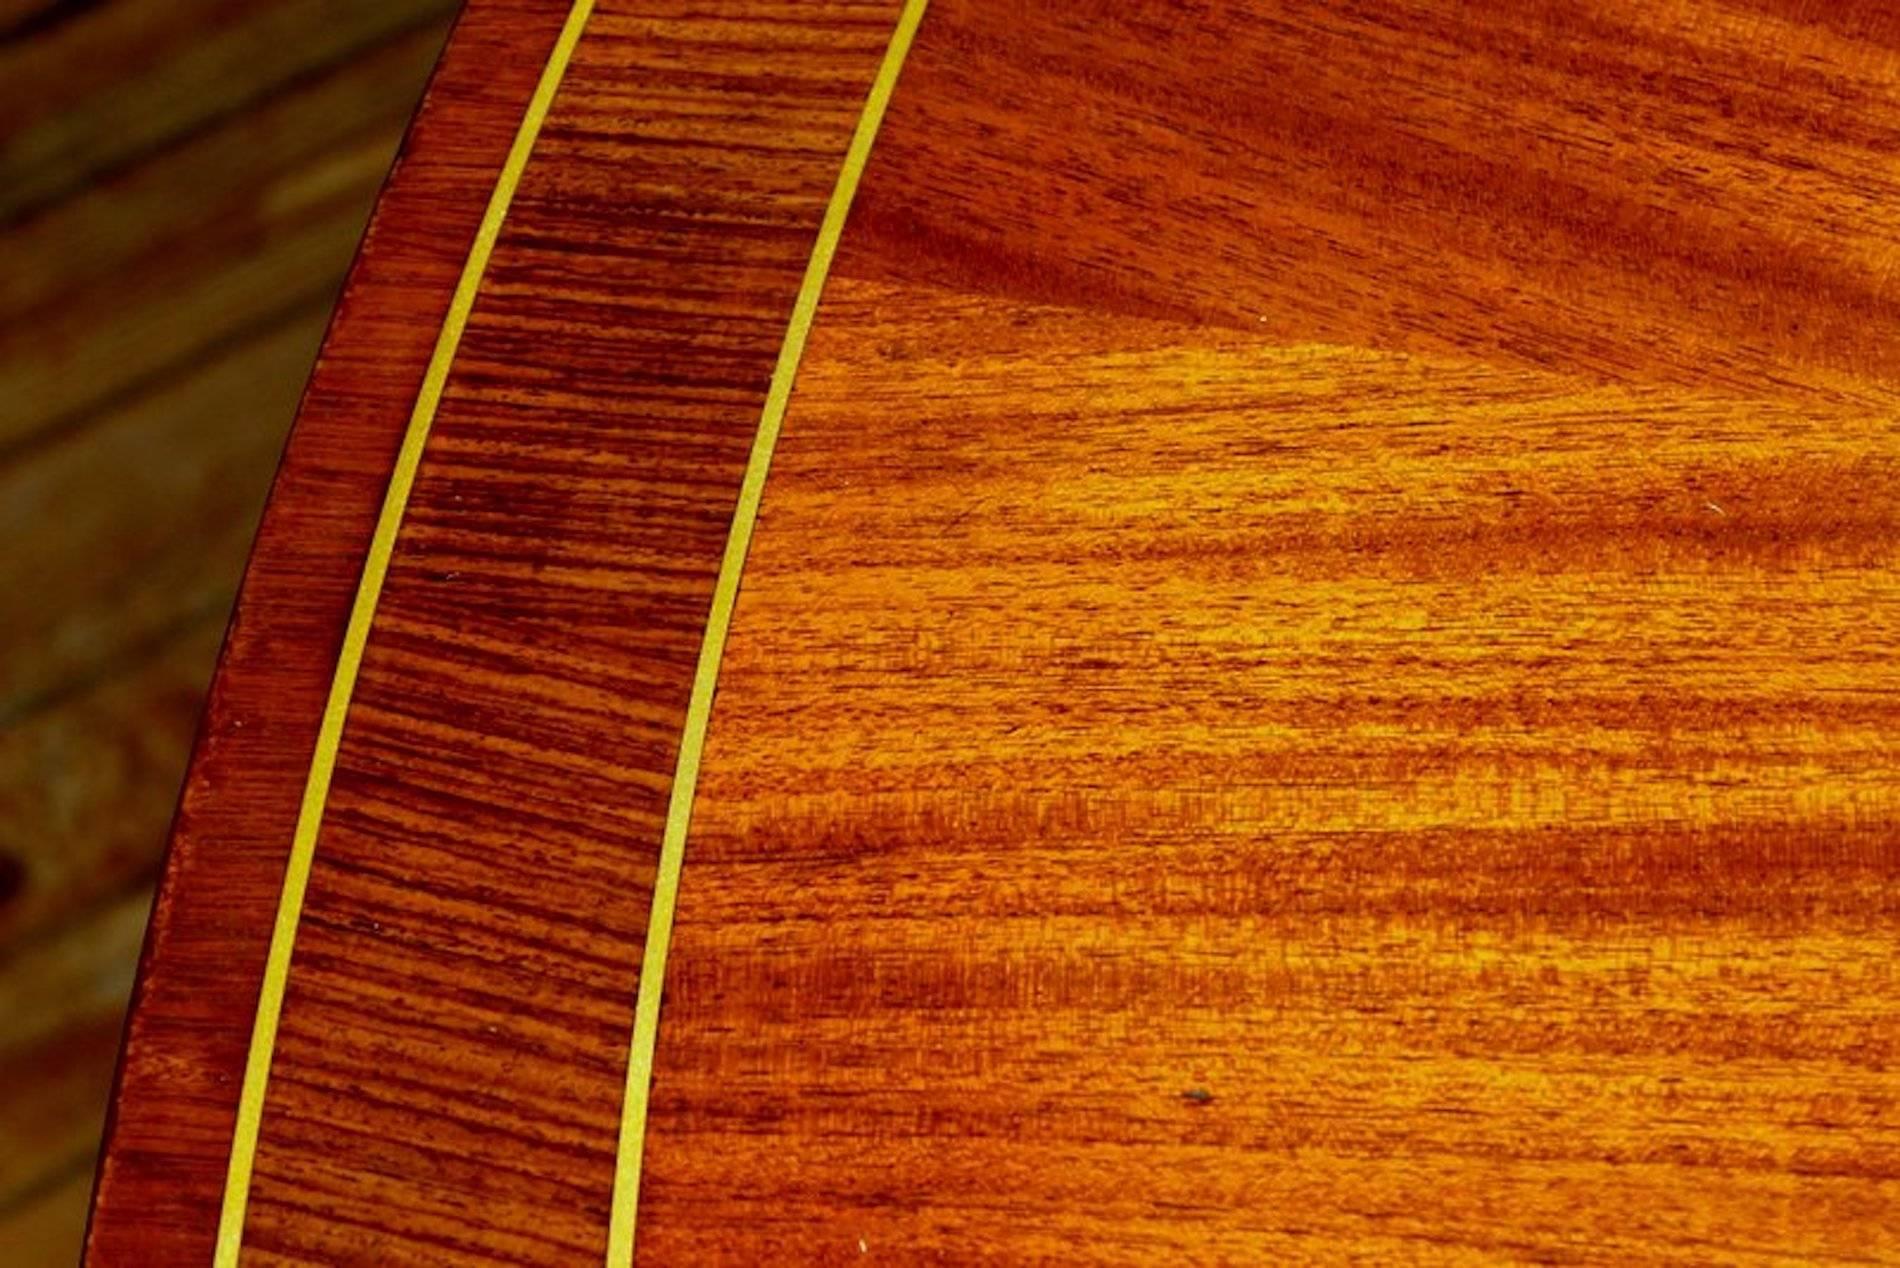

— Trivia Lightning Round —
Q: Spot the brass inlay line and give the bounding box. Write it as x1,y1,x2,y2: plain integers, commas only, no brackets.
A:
604,2,930,1262
213,2,598,1259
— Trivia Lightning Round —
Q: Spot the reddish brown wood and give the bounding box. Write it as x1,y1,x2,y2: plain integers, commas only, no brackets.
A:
86,3,574,1259
94,0,1900,1262
635,1,1900,1259
240,3,903,1260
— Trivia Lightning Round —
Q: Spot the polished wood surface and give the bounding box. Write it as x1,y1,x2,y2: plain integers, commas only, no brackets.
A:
94,0,1898,1262
243,5,903,1261
83,3,556,1260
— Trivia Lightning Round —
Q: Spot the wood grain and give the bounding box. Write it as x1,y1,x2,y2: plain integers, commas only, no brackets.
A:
642,284,1899,1262
0,0,452,223
0,0,453,970
2,3,447,1260
0,891,148,1204
94,0,1900,1262
240,3,904,1260
635,0,1900,1260
0,1165,96,1267
0,893,145,1266
0,15,450,451
83,3,567,1259
0,618,223,954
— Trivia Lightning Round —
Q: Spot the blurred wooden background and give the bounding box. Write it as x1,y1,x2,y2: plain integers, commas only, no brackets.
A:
0,1,452,1258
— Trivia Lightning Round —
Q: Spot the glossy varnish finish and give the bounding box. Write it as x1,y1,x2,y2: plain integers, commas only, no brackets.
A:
84,2,571,1260
241,1,902,1262
644,286,1899,1260
97,0,1899,1262
641,0,1900,1260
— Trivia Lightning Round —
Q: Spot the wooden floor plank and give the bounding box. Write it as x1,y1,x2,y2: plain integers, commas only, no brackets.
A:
0,890,148,1202
0,0,453,223
0,3,452,1262
0,19,450,326
0,616,225,954
1,310,328,710
0,1163,97,1268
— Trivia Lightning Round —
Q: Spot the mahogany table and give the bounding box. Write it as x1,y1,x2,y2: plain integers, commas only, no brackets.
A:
88,1,1900,1262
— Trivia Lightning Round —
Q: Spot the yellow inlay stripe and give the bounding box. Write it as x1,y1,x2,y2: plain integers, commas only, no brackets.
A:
604,1,930,1261
212,2,598,1261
